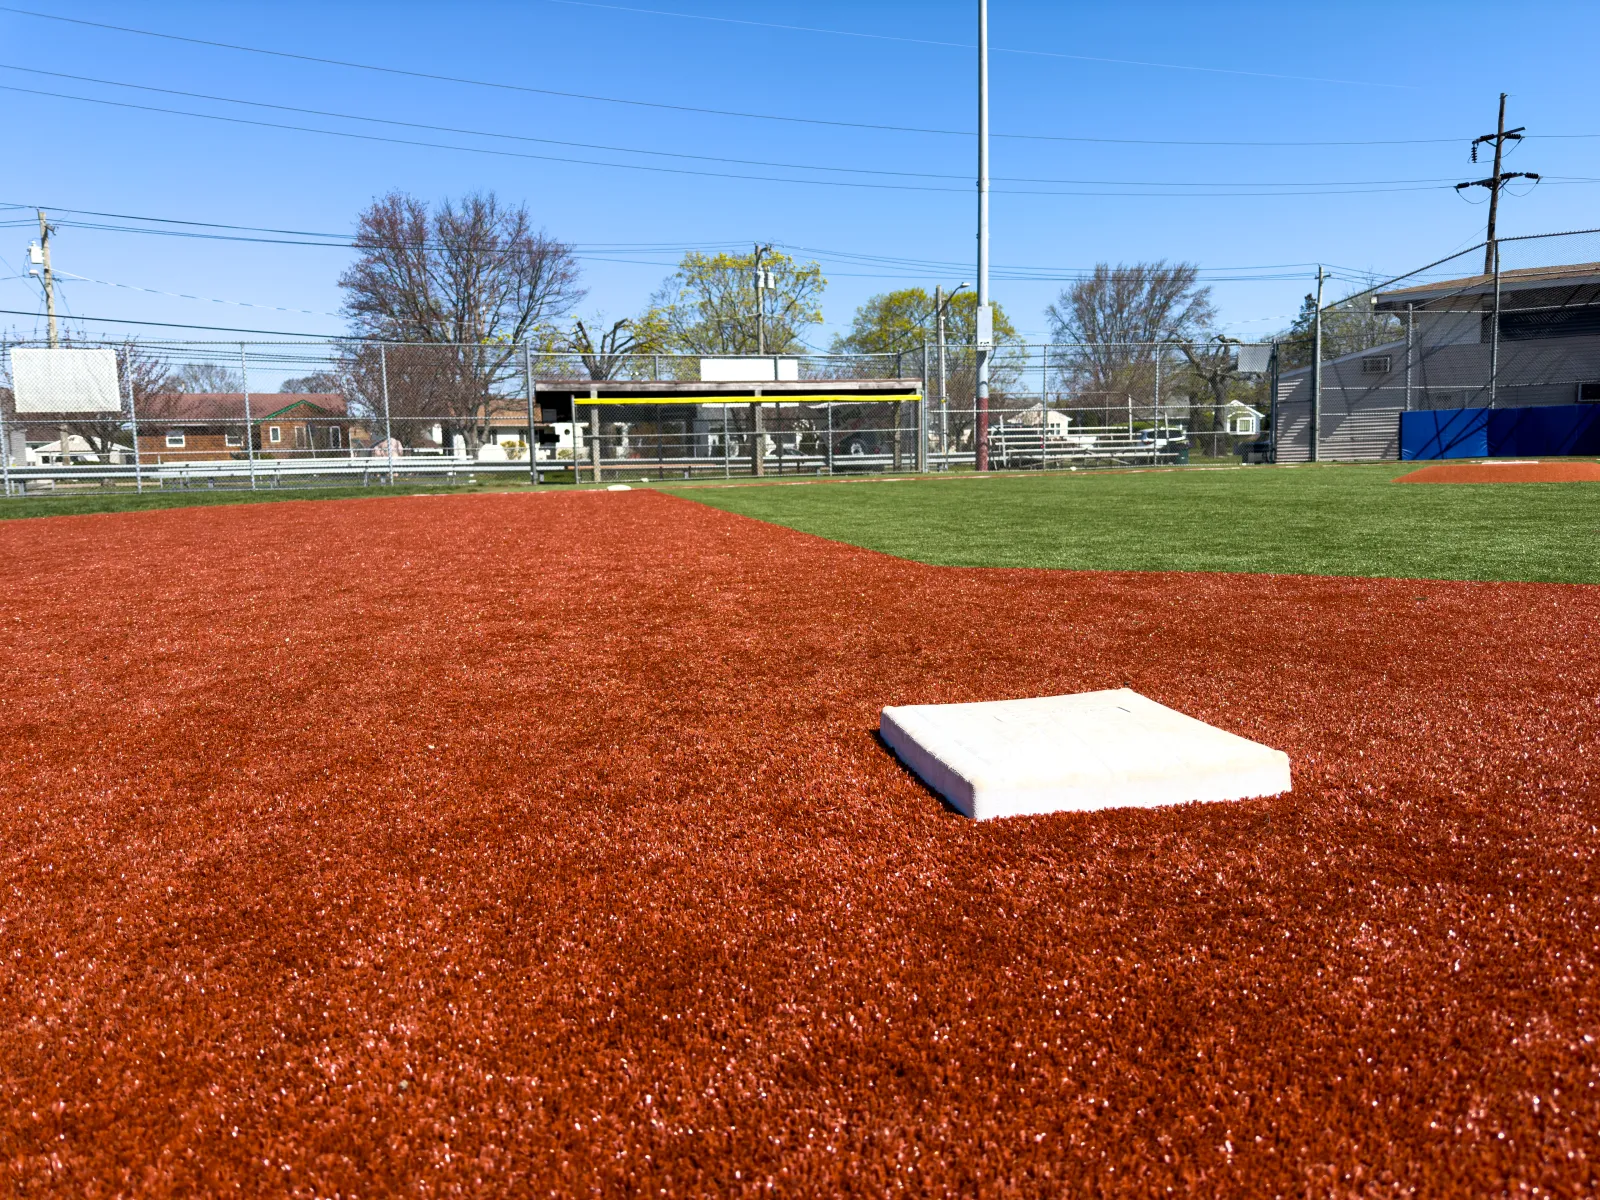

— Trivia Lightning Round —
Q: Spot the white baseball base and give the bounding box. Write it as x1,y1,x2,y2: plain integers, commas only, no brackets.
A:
880,688,1291,820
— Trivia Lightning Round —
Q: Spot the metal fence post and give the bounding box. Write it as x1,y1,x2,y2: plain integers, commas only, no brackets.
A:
1268,342,1280,464
1489,243,1502,408
379,343,395,487
1404,305,1414,412
1153,344,1162,432
0,370,10,498
524,342,539,487
1310,266,1325,463
919,340,929,473
124,347,143,494
241,343,257,490
750,401,763,477
723,408,730,479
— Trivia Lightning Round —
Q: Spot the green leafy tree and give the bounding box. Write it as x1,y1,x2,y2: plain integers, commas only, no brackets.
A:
832,288,1022,448
646,249,824,355
1276,286,1402,370
830,288,1017,356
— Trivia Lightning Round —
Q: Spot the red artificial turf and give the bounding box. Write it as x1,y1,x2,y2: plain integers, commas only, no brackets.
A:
1,489,1597,1197
1397,460,1600,484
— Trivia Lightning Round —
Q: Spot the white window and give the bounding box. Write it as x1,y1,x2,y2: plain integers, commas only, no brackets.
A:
225,432,243,448
329,426,342,449
166,430,186,448
268,425,282,444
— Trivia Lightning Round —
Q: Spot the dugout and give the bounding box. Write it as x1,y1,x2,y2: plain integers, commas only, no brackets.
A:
531,377,925,478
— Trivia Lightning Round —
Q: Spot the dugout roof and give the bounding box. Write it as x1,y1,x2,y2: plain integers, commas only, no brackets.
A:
532,378,923,409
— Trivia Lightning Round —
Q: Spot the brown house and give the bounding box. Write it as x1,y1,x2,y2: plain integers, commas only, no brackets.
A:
136,393,353,462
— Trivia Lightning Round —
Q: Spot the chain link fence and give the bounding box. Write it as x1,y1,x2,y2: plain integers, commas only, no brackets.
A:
0,337,1292,496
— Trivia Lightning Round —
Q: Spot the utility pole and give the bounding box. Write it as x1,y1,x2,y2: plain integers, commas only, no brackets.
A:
1310,265,1325,463
753,243,770,356
35,210,72,467
36,210,58,348
751,243,772,478
974,0,993,472
1456,94,1539,275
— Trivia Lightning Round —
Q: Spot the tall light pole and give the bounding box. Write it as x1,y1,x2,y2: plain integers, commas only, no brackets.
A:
974,0,992,471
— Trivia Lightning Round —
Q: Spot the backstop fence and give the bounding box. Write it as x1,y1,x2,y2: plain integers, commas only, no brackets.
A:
0,337,1279,496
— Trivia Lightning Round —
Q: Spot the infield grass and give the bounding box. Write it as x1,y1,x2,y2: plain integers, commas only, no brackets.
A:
669,462,1600,583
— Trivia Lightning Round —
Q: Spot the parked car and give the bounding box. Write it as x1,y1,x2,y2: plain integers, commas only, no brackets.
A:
1136,429,1188,451
1237,439,1272,464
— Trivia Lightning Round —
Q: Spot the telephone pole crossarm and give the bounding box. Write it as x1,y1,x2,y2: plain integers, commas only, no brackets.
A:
1455,172,1540,192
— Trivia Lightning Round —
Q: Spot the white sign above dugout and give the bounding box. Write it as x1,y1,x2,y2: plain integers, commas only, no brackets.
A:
1235,344,1274,374
10,347,122,413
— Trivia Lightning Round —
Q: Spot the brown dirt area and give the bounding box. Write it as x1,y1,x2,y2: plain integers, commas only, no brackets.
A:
1397,459,1600,484
1,490,1597,1196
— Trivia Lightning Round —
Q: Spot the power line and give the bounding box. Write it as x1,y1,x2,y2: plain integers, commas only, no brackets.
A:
0,305,343,338
0,63,977,185
6,83,1502,198
52,270,343,317
543,0,1417,91
0,63,1487,191
0,202,1430,281
0,5,1485,148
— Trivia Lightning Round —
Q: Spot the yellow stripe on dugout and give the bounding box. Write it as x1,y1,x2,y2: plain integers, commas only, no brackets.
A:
579,393,922,405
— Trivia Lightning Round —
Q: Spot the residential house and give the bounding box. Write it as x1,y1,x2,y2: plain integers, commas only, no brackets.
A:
137,393,354,462
1224,401,1264,436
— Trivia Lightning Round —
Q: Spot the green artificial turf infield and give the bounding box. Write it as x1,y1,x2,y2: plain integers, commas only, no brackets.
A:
669,462,1600,583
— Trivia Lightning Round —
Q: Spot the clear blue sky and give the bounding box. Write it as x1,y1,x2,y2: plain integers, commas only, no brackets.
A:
3,1,1597,349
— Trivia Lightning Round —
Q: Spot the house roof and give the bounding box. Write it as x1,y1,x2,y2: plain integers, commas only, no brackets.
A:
140,393,348,423
1376,262,1600,309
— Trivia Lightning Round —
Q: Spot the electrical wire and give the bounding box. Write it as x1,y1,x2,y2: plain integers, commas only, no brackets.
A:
0,5,1482,147
0,63,1487,190
0,305,344,338
0,84,1492,199
542,0,1417,91
52,270,342,317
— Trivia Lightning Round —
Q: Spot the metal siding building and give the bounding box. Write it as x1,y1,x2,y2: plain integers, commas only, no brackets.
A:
1275,263,1600,461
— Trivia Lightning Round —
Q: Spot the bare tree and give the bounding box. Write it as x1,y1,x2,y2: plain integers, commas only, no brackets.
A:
338,191,583,450
1177,336,1240,433
171,362,244,393
1046,262,1215,414
569,317,642,381
281,372,342,393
